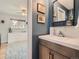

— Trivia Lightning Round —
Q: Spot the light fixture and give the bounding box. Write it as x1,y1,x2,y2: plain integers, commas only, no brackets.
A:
12,20,18,25
20,7,27,16
16,7,27,16
21,9,27,16
75,11,79,28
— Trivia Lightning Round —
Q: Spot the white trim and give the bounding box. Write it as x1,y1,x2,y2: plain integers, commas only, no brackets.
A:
27,0,32,59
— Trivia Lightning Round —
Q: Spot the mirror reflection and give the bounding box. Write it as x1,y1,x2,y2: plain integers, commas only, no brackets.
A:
53,0,74,26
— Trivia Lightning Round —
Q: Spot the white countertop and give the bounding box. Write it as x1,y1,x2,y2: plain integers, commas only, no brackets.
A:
39,35,79,50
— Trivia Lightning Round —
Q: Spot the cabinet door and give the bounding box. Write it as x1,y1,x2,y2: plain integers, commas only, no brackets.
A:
51,50,70,59
39,44,50,59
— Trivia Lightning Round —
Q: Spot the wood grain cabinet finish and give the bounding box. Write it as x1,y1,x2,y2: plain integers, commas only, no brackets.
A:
39,44,70,59
39,44,50,59
50,50,70,59
39,39,79,59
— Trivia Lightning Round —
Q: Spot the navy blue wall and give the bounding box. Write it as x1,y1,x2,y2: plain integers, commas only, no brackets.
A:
32,0,49,59
74,0,79,25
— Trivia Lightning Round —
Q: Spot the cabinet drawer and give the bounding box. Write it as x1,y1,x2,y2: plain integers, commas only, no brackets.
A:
50,50,70,59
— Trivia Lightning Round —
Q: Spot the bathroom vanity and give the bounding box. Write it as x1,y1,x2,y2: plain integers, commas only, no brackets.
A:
38,0,79,58
39,35,79,59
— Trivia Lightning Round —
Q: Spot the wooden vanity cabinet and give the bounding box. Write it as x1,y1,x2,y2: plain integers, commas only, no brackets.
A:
50,50,70,59
39,44,69,59
39,44,50,59
39,39,79,59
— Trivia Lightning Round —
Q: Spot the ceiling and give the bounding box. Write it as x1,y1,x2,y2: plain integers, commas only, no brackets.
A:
58,0,73,10
0,0,27,16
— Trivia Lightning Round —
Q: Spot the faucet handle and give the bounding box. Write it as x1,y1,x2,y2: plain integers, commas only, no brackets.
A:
58,31,65,37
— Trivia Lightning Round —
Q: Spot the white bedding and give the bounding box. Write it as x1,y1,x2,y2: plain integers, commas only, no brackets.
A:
8,32,27,43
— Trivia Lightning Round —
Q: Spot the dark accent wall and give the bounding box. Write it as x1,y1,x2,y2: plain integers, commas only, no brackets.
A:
32,0,49,59
74,0,79,26
47,1,53,33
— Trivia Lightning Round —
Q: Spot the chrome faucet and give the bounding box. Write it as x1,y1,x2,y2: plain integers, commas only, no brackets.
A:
58,31,65,37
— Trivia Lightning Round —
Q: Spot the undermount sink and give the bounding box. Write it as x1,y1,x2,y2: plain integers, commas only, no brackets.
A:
39,35,79,50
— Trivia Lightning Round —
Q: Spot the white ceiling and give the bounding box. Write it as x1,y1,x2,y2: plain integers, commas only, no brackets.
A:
0,0,27,16
58,0,73,10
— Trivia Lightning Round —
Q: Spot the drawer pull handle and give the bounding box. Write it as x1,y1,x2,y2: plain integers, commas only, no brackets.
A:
49,52,54,59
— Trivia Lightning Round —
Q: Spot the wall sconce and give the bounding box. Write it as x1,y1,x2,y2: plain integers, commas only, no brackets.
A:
21,9,27,16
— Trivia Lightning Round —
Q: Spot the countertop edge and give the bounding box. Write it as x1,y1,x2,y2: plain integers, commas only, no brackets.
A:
39,35,79,51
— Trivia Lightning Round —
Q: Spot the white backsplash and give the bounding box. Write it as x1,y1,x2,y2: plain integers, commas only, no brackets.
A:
50,26,79,39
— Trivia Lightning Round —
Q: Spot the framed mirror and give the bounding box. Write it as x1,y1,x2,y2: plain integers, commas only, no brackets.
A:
52,0,75,26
